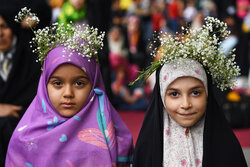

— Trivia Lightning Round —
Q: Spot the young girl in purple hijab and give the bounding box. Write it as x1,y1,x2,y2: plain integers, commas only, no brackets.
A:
5,8,134,167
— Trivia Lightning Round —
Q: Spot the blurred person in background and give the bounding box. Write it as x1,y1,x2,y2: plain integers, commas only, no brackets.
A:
191,11,204,29
125,15,147,70
183,0,198,26
126,0,152,45
151,1,166,34
49,0,65,23
58,0,88,25
108,26,148,110
166,0,182,33
110,0,126,28
0,7,40,166
199,0,217,18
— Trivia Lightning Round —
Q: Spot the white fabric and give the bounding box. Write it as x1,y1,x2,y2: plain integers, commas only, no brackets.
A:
159,58,207,166
0,36,17,81
163,110,204,167
159,58,207,107
108,36,128,58
183,6,197,22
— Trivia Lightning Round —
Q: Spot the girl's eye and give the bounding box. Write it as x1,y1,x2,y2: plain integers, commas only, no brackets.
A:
75,81,84,86
170,92,179,97
53,81,62,86
192,91,200,96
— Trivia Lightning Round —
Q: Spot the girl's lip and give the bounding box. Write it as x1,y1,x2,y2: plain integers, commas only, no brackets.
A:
179,113,195,117
61,103,75,108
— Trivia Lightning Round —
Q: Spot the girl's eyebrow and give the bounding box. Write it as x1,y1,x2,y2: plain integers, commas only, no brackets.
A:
49,76,89,80
166,88,178,91
190,86,204,90
167,85,204,91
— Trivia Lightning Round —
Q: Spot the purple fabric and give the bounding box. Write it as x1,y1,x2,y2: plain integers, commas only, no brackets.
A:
5,46,134,167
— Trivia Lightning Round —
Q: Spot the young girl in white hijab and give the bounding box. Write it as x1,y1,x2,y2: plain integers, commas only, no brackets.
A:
132,17,247,167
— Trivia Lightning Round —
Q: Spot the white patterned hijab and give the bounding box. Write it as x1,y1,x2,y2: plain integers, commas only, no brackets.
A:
159,58,208,105
159,58,207,167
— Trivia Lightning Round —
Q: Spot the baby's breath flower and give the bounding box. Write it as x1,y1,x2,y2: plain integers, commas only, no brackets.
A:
15,7,40,27
130,16,240,91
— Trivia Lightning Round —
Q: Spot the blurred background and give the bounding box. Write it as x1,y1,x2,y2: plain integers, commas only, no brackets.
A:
0,0,250,166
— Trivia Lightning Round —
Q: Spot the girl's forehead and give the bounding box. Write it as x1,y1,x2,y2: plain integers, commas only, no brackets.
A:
46,59,91,82
167,76,205,89
50,63,91,83
44,45,98,85
159,59,208,103
51,63,86,74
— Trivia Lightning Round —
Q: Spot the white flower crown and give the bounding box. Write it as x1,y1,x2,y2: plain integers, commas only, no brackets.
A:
15,7,105,68
130,17,240,91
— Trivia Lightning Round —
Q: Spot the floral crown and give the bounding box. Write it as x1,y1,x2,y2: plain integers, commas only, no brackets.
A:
15,7,105,68
130,17,240,91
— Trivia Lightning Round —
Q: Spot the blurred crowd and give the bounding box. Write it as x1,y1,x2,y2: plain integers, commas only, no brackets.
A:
0,0,249,165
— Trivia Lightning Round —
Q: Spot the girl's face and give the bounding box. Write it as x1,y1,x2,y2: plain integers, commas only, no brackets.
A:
164,77,207,127
0,16,13,52
69,0,86,10
110,27,120,41
127,17,139,32
47,63,92,117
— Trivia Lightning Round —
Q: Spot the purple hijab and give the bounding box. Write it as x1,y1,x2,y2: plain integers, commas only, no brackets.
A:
5,46,134,167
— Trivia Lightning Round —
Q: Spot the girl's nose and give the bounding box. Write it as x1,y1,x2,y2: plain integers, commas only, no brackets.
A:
63,85,74,98
180,96,192,109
